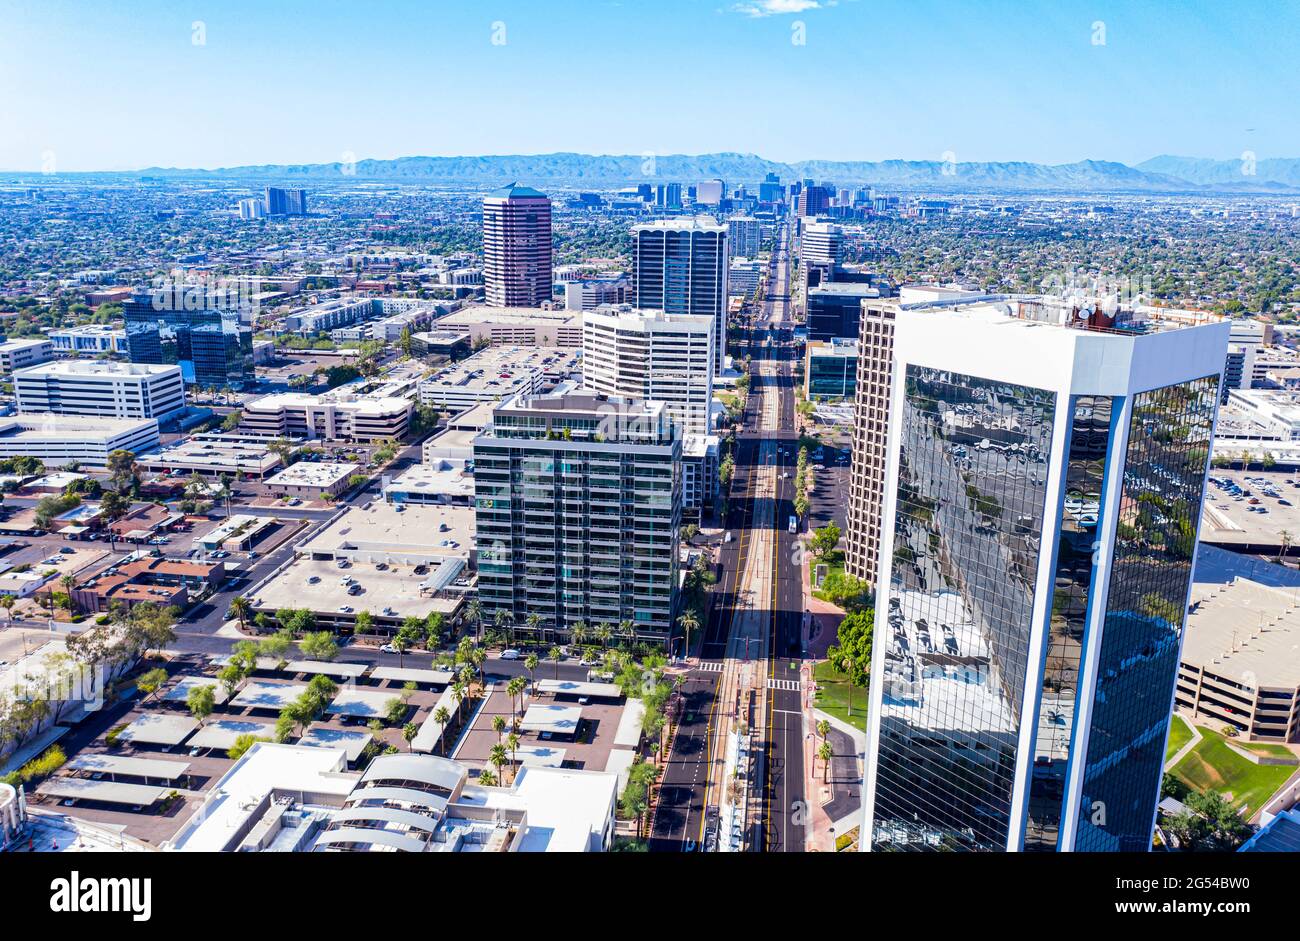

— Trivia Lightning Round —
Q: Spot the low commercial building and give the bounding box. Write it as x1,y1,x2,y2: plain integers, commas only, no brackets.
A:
804,337,858,400
264,461,360,500
0,415,158,467
47,325,128,355
14,360,186,422
137,434,284,479
167,745,616,852
240,391,412,441
435,306,584,347
0,338,54,374
382,460,474,506
410,330,472,360
418,345,581,412
1177,578,1300,743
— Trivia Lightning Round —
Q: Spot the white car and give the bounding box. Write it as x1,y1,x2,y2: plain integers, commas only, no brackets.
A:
500,649,521,661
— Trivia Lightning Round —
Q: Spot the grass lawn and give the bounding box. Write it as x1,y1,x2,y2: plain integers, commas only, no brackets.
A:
1170,726,1295,816
813,659,866,733
810,549,846,603
1233,739,1298,760
1165,714,1193,761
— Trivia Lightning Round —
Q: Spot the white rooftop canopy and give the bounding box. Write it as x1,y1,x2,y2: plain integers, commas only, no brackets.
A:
188,719,278,751
117,713,199,746
520,704,583,736
67,753,191,781
38,776,168,806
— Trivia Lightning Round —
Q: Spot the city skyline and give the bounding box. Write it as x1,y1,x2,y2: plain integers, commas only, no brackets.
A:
3,0,1299,172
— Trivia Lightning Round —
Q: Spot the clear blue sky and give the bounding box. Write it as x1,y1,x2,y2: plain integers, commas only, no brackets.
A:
2,0,1297,172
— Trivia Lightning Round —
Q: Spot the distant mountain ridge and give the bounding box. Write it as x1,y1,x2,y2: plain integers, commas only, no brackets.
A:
126,151,1300,193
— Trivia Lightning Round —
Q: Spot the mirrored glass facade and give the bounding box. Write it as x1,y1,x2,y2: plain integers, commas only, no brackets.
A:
1073,376,1218,852
124,300,253,390
872,366,1055,851
1023,396,1114,851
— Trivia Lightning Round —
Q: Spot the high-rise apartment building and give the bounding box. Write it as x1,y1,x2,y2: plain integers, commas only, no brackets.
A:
632,217,728,373
860,297,1228,853
14,360,186,423
482,183,553,308
473,391,681,646
123,292,254,390
264,186,308,216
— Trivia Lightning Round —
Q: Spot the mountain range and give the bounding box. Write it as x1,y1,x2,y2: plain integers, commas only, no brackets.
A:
126,152,1300,193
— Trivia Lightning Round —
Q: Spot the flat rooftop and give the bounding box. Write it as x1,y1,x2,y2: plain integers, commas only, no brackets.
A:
229,680,308,711
1185,578,1300,689
298,726,373,763
438,307,583,327
420,345,581,396
250,556,462,620
299,501,475,559
264,461,360,488
327,688,403,718
116,713,199,746
188,719,279,751
520,704,583,736
13,360,180,380
162,675,231,707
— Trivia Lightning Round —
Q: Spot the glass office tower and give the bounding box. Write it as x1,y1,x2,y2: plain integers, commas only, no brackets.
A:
861,297,1227,852
124,293,254,390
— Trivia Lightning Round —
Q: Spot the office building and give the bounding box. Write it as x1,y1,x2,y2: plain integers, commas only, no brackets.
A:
264,186,308,216
696,179,724,206
727,216,762,258
240,391,412,442
797,185,833,217
632,217,728,373
0,415,159,466
804,338,858,400
47,324,128,355
123,292,253,390
654,183,682,209
474,391,682,645
564,277,629,311
14,360,186,423
0,339,55,374
1221,318,1272,402
581,305,715,437
728,258,764,298
861,295,1228,853
801,221,842,265
844,301,897,587
238,198,266,220
806,282,885,341
483,183,553,308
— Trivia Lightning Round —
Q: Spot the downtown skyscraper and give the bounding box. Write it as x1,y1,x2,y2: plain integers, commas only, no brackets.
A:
483,183,553,308
861,297,1228,852
631,217,728,374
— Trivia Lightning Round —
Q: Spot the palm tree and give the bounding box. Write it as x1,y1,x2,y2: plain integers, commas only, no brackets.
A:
526,612,543,643
506,731,520,783
595,622,613,648
571,619,588,647
548,645,563,679
816,718,831,746
676,610,700,660
488,743,508,785
495,609,514,644
524,653,539,694
618,619,635,648
818,740,834,783
477,769,498,787
507,676,527,728
59,574,78,616
432,706,451,756
402,722,418,751
465,598,483,643
230,596,251,631
493,713,507,744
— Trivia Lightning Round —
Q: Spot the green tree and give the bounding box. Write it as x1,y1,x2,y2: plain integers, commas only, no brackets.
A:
299,630,338,661
187,683,216,725
136,667,169,702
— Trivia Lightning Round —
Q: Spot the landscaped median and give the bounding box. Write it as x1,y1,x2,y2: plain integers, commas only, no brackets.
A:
812,659,866,733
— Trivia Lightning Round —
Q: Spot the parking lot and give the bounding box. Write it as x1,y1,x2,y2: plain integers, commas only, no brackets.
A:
1201,469,1300,551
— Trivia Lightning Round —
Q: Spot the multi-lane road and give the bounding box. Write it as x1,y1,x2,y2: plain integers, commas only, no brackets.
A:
651,224,808,852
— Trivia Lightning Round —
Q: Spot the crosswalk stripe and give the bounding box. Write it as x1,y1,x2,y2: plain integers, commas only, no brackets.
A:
766,678,801,691
697,661,724,673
